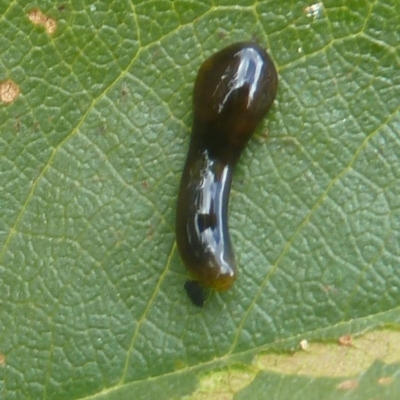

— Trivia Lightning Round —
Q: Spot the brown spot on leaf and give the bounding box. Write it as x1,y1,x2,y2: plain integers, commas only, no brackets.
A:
0,353,5,366
98,124,107,134
337,379,358,390
338,335,353,347
119,87,129,102
14,116,21,132
0,80,20,104
28,9,56,34
321,284,338,295
217,30,227,40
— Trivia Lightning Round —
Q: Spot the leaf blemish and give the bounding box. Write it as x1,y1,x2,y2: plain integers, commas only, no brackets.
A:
378,376,394,386
338,335,353,347
120,87,129,102
0,79,20,104
337,380,358,390
14,116,21,132
28,9,56,34
299,339,310,351
304,3,324,19
0,353,5,366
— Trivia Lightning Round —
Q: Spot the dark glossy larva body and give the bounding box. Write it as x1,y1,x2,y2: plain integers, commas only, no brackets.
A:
176,42,278,297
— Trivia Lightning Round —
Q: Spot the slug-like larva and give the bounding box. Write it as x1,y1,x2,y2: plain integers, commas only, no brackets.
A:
176,42,278,299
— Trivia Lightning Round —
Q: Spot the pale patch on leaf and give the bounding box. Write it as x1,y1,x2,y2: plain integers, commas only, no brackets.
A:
378,376,394,386
299,339,309,351
28,9,56,34
255,330,400,377
337,379,358,390
190,368,254,400
0,79,19,103
304,3,324,18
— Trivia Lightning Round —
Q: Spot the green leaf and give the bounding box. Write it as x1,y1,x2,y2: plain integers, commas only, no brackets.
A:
1,0,399,399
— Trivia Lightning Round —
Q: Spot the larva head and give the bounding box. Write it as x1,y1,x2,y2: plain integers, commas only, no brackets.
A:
193,42,278,155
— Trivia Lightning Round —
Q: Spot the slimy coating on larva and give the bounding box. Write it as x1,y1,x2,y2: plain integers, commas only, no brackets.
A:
176,42,278,297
